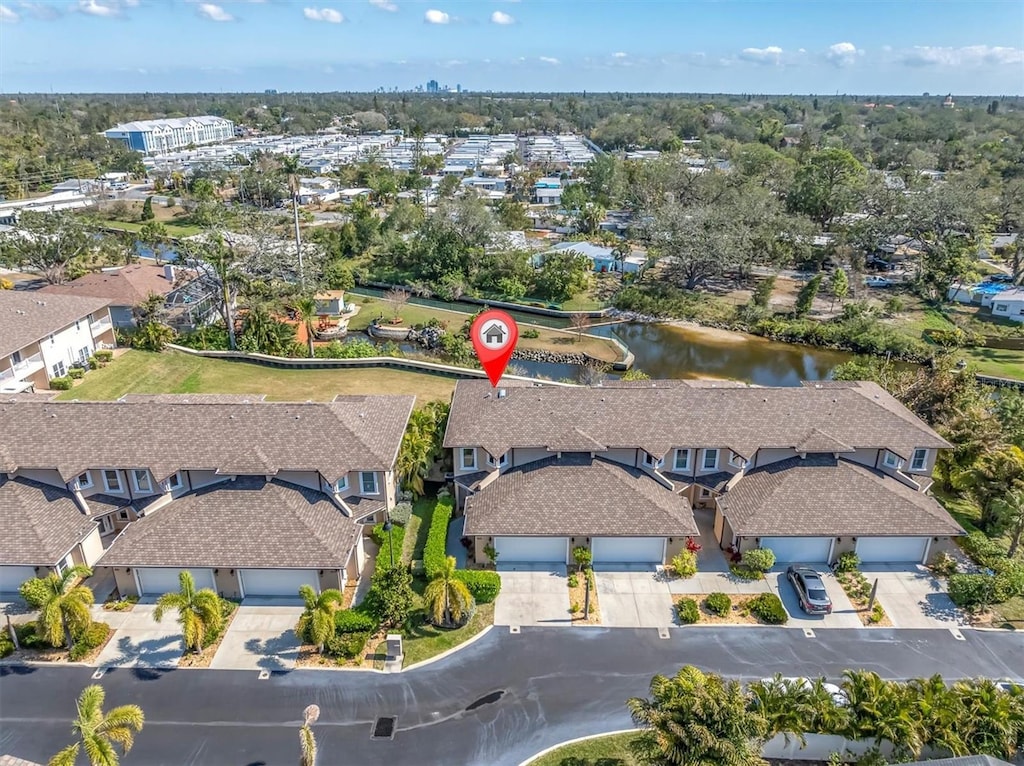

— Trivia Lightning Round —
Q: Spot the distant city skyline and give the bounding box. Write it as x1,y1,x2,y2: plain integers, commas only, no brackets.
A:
0,0,1022,95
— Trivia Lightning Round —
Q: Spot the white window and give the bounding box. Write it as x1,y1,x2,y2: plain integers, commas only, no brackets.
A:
910,449,929,472
882,451,901,469
641,451,664,468
132,470,152,493
486,452,509,468
702,449,719,471
75,471,93,490
51,360,66,378
729,451,747,469
335,475,349,493
102,470,122,493
360,471,379,495
996,303,1009,312
459,448,477,471
673,449,691,472
165,471,183,491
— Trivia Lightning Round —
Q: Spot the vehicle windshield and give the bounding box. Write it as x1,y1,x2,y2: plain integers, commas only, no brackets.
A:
807,587,828,600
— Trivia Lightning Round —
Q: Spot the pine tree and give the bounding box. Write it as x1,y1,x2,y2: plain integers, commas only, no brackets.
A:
141,196,155,221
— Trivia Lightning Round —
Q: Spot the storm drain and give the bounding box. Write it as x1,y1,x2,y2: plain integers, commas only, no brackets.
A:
371,716,397,740
465,690,505,712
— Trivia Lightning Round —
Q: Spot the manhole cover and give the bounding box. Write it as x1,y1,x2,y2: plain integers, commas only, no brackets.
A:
258,670,270,680
465,690,505,712
371,716,397,739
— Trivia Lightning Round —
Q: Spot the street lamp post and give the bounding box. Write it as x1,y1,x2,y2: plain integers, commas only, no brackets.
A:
383,511,395,568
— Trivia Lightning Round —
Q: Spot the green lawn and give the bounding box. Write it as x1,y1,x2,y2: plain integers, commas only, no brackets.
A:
401,498,437,565
527,732,643,766
401,602,494,668
56,349,456,403
348,295,621,363
960,346,1024,380
97,219,202,238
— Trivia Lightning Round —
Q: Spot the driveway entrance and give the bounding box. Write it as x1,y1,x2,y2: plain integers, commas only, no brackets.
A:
93,602,183,668
493,565,570,627
862,564,967,628
210,599,306,670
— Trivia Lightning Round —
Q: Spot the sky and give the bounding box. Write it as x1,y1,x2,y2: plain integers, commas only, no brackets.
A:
0,0,1022,94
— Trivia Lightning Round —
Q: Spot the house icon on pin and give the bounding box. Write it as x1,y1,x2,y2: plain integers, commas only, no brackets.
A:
483,322,506,345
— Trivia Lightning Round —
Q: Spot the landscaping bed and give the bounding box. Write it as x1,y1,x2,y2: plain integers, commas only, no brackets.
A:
177,598,239,668
675,593,779,626
834,570,892,627
5,621,114,664
568,570,601,625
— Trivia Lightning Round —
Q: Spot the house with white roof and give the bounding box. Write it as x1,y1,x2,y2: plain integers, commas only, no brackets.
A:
991,287,1024,323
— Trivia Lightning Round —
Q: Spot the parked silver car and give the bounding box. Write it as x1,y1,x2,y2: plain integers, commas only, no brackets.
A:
786,565,833,614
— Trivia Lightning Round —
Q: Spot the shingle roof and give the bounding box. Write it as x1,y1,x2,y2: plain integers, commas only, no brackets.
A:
894,757,1014,766
39,264,178,307
444,380,949,461
718,456,964,537
0,291,111,358
342,494,386,520
98,477,359,569
463,454,697,537
0,477,97,566
0,396,415,483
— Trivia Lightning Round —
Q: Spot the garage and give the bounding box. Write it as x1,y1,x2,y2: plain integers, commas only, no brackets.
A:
592,537,666,564
240,569,320,598
494,536,568,564
136,567,216,596
759,537,834,563
0,566,38,594
856,537,930,564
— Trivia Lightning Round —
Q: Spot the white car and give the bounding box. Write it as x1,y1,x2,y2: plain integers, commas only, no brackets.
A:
864,276,894,288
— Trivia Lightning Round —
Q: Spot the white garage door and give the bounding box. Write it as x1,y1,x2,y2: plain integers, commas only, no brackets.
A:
0,566,38,594
592,537,666,563
856,537,930,563
240,569,319,598
136,567,216,596
494,536,567,563
759,537,833,563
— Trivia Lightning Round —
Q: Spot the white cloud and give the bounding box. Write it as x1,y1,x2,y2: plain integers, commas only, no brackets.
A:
17,2,63,19
0,3,19,21
899,44,1024,67
77,0,118,17
369,0,397,10
197,2,233,21
490,10,513,24
539,56,559,65
739,45,783,64
303,6,343,22
424,8,448,23
826,41,860,66
612,51,627,58
123,0,137,6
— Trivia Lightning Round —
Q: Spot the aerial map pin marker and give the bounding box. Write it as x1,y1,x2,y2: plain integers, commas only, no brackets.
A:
471,309,519,387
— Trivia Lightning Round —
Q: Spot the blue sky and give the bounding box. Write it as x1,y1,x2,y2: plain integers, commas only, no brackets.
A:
1,0,1022,93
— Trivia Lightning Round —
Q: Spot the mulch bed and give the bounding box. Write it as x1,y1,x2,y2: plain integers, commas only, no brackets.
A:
14,622,114,665
569,571,601,625
691,594,763,625
178,605,239,668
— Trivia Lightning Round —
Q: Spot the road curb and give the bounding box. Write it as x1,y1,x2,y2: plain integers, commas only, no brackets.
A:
516,729,638,766
402,624,494,673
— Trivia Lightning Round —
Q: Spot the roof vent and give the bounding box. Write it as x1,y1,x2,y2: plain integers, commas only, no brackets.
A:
763,398,768,403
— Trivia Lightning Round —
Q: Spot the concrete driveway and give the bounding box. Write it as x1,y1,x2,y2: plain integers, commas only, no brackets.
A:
862,564,967,628
210,599,306,670
93,602,183,668
769,568,863,629
594,567,676,628
494,565,570,627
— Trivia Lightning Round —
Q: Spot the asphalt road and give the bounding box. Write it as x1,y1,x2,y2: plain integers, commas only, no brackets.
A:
1,627,1021,766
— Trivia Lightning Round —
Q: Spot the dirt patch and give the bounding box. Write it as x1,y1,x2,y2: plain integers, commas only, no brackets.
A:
664,321,751,344
835,571,893,627
178,606,239,668
568,571,601,625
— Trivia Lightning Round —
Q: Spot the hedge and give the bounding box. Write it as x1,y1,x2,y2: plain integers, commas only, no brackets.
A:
334,609,378,634
748,593,788,624
326,630,370,659
372,522,406,573
423,498,454,579
454,570,501,603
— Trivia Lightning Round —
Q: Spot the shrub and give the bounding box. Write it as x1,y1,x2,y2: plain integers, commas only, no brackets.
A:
88,356,99,370
49,376,73,390
521,328,540,339
94,349,114,362
676,597,700,624
671,550,698,578
454,570,501,603
748,593,787,624
69,621,111,661
568,574,579,588
959,531,1007,568
868,603,885,624
326,630,369,660
68,367,85,379
103,595,139,612
389,502,413,526
704,592,732,616
569,602,581,614
942,576,988,609
423,498,453,579
743,547,776,573
834,551,860,573
729,564,763,581
572,546,593,572
334,609,378,634
0,633,13,658
371,522,406,573
16,623,45,649
929,551,959,577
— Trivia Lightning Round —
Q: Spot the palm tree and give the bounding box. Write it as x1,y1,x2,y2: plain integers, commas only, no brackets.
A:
295,585,344,654
299,704,320,766
991,488,1024,557
841,669,923,761
48,684,144,766
908,674,967,757
952,678,1024,759
748,675,815,745
423,556,474,628
627,665,767,766
19,566,94,649
153,571,223,654
292,295,319,358
281,154,305,285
